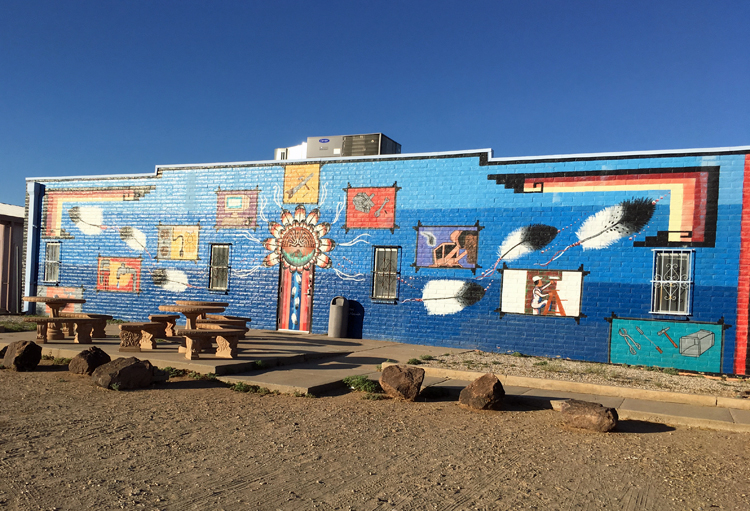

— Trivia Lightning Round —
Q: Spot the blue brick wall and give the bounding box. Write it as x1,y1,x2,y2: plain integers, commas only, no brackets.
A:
26,149,750,374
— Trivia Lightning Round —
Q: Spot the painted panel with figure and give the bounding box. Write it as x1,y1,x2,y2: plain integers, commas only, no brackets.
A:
157,225,200,261
342,183,400,233
499,268,585,319
96,256,142,293
413,221,482,274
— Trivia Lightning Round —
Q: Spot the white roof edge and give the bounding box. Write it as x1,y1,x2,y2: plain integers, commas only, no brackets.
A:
26,171,156,182
0,203,25,218
487,145,750,163
24,145,750,182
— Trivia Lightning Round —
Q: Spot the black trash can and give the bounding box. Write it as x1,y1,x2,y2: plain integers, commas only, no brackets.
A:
328,296,349,338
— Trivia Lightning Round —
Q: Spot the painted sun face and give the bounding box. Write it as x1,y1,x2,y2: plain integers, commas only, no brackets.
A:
262,205,335,272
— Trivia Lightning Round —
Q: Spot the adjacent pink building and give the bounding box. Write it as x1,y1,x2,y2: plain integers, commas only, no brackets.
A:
0,203,24,314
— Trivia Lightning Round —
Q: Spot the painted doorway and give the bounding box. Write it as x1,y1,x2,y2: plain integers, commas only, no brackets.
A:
277,264,314,332
261,205,335,334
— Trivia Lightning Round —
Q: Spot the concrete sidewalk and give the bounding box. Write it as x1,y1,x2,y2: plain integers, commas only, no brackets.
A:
2,324,749,433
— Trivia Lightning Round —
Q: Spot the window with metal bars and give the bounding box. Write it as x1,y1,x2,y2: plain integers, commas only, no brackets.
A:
209,244,231,291
371,246,400,302
44,242,60,283
650,250,693,315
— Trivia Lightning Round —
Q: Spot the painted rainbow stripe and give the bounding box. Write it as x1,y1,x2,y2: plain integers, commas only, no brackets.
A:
42,186,154,238
489,166,719,247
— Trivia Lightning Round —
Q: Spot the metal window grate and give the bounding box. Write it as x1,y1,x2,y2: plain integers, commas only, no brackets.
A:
44,242,60,283
650,250,693,315
371,247,400,301
209,244,231,291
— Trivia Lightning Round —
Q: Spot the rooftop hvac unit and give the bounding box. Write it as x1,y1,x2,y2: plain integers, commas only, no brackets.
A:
306,133,401,159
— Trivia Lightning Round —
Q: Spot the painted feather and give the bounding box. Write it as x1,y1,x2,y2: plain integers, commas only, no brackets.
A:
68,206,104,235
422,280,486,315
576,198,656,250
119,226,147,252
498,224,558,261
151,269,189,293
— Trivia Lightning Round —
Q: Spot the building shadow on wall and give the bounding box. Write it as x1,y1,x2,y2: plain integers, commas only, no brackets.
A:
347,300,365,339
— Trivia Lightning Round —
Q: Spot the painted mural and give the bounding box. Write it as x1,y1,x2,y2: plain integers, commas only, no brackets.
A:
342,182,400,233
413,221,482,274
413,280,486,315
488,166,719,247
283,164,320,204
216,187,259,229
499,268,585,319
262,205,336,332
151,269,190,293
96,256,142,293
36,285,84,315
119,226,147,252
42,186,154,238
157,225,200,261
608,316,727,373
25,148,750,376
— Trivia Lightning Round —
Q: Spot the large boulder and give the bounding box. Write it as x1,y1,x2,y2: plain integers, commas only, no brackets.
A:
379,364,425,401
459,373,505,411
559,399,618,432
91,357,157,390
3,340,42,371
69,346,112,375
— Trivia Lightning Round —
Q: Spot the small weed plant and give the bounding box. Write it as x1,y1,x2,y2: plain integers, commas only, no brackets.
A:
662,367,679,376
253,360,266,370
293,391,315,398
161,366,188,378
189,371,217,381
511,352,528,358
419,354,434,361
53,357,72,365
406,358,422,365
0,321,36,332
230,382,278,395
110,383,121,391
342,375,381,393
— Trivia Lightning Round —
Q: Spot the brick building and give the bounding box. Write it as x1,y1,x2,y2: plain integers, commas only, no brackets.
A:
22,142,750,375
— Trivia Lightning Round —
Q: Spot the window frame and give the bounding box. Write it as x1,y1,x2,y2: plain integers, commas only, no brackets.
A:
371,246,401,303
650,249,694,316
43,242,61,283
208,243,231,292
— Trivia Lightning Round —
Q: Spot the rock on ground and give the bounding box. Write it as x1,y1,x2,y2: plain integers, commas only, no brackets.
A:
91,357,159,390
68,346,112,375
3,340,42,371
379,364,425,401
559,399,618,432
459,373,505,411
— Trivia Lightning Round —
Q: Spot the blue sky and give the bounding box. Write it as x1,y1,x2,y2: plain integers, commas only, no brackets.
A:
1,1,748,207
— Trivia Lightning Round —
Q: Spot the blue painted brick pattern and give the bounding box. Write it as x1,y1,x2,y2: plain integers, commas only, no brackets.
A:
28,150,748,374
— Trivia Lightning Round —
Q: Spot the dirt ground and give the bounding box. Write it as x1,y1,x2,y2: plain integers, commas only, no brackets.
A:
1,362,749,511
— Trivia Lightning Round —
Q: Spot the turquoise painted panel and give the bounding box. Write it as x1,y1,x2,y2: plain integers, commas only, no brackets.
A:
610,318,723,373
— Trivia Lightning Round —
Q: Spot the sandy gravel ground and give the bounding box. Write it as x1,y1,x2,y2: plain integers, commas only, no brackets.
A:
1,361,749,511
420,351,750,399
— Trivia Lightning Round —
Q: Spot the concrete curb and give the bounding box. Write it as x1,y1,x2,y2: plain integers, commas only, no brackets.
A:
382,362,750,411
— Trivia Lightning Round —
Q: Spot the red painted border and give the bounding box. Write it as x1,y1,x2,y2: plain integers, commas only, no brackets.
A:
735,154,750,374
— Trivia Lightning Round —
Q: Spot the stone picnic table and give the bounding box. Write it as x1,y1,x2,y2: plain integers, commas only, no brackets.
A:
158,303,226,329
22,296,87,341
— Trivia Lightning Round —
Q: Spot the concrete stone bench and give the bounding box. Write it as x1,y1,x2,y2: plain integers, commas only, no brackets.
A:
148,314,181,337
23,317,58,343
60,313,112,339
206,314,251,325
175,327,246,360
118,322,162,352
196,318,249,338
